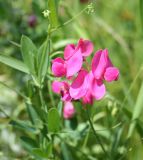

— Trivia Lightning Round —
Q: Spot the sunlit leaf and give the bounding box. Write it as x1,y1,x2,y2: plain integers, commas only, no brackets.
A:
127,82,143,138
48,108,61,133
21,35,37,75
0,54,29,74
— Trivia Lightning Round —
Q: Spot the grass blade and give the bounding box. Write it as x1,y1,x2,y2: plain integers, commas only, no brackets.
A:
127,81,143,138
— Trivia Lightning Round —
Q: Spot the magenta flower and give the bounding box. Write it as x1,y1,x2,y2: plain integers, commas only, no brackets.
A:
51,39,119,113
92,49,119,82
82,71,106,103
65,39,93,77
52,81,71,101
51,38,94,78
63,101,75,119
69,69,89,100
52,58,66,77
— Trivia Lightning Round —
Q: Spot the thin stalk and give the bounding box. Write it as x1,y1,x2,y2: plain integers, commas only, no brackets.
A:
47,81,55,107
39,88,47,112
0,81,28,100
0,105,10,118
50,6,87,34
86,109,110,159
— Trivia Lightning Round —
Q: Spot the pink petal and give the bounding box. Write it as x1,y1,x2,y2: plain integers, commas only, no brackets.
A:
62,91,72,102
91,79,106,100
92,49,112,79
52,81,64,94
77,39,94,57
52,81,68,94
104,67,119,82
66,49,83,77
69,69,89,100
63,101,75,119
64,44,76,60
52,58,66,77
82,90,94,105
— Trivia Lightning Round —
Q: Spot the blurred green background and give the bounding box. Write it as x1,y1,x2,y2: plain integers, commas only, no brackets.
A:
0,0,143,159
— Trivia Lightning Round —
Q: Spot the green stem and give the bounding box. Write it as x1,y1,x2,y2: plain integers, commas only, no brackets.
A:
50,6,87,34
0,81,28,100
39,88,47,112
48,81,55,107
0,105,9,118
86,109,110,159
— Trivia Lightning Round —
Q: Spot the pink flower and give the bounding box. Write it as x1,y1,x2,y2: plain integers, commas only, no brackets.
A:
63,101,75,119
69,69,89,100
52,81,71,101
65,39,94,77
82,90,94,105
51,39,120,108
52,58,66,77
82,71,106,103
92,49,119,82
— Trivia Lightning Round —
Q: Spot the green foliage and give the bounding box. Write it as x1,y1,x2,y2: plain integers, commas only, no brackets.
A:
21,35,37,75
48,108,61,133
48,0,59,28
37,40,49,84
0,54,29,73
127,82,143,138
140,0,143,28
0,0,143,160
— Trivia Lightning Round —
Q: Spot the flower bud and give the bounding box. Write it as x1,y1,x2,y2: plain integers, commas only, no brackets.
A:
63,102,75,119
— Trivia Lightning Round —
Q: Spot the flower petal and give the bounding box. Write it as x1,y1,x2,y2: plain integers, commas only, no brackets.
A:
52,58,66,77
82,90,94,105
63,101,75,119
52,81,63,94
64,44,75,60
66,49,83,77
91,79,106,100
77,39,94,57
52,81,68,93
104,67,119,82
69,69,89,100
92,49,106,79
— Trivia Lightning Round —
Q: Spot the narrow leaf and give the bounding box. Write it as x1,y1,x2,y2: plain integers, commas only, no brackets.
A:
140,0,143,28
48,108,60,133
38,40,49,84
21,35,37,75
20,136,38,151
10,120,39,134
0,54,29,74
26,103,42,127
127,82,143,138
48,0,58,28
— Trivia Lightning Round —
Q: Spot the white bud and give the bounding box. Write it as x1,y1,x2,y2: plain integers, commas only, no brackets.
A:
42,10,51,18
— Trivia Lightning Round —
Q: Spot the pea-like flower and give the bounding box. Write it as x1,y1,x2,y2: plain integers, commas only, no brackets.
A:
51,39,119,119
92,49,119,82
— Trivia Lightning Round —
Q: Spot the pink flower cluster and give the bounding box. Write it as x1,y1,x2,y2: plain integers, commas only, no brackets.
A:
51,39,119,119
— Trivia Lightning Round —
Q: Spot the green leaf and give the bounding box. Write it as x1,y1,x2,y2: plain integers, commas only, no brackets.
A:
38,40,49,84
0,54,29,74
140,0,143,28
61,143,73,160
48,108,60,133
127,82,143,138
10,120,39,134
32,148,47,158
20,136,38,151
26,103,42,128
21,35,37,75
48,0,59,28
57,101,63,117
